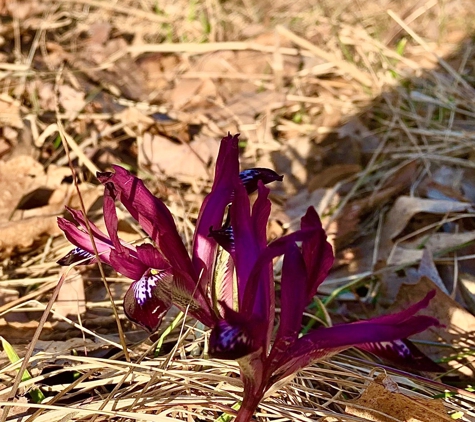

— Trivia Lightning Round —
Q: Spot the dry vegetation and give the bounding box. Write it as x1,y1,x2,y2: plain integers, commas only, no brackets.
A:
1,0,475,420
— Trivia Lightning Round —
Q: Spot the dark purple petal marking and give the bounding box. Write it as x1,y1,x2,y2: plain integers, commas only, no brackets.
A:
133,269,170,305
209,319,255,360
208,224,235,255
358,339,445,372
239,168,283,194
123,268,174,333
57,247,96,266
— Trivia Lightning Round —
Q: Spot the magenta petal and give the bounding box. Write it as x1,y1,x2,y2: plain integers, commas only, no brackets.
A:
97,166,194,276
300,207,334,300
249,183,272,328
232,180,267,307
272,292,439,381
276,242,307,341
242,224,318,315
57,217,112,265
193,133,239,289
109,248,147,280
124,269,173,332
136,243,170,270
65,207,112,245
239,168,283,194
357,339,445,372
102,182,127,254
57,247,96,266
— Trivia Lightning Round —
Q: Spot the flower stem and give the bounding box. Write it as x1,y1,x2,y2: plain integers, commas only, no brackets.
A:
234,387,265,422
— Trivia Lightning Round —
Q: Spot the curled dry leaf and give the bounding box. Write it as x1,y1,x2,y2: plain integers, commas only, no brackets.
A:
378,195,475,266
385,196,473,240
346,374,447,422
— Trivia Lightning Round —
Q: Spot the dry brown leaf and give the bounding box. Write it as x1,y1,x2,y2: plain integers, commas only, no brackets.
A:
58,84,86,114
0,216,60,258
139,133,218,180
285,188,334,223
419,178,470,203
0,156,100,258
308,164,361,191
346,374,447,422
0,156,45,220
169,78,206,109
0,96,22,129
387,231,475,266
385,196,473,240
87,21,112,46
34,338,107,355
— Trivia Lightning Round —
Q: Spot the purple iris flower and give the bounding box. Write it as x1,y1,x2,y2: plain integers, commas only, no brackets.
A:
58,133,439,422
57,134,282,333
206,170,439,420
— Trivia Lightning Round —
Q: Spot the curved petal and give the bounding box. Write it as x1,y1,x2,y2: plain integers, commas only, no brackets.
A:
242,223,319,316
357,339,445,372
65,207,112,245
300,207,334,300
193,133,239,290
57,246,96,266
270,291,439,382
97,166,194,276
239,168,283,194
209,306,264,359
136,243,170,270
231,180,267,308
57,217,112,266
124,269,174,333
109,248,147,280
276,242,307,342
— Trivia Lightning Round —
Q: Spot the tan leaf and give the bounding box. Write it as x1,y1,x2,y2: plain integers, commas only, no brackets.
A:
59,84,86,114
0,216,60,258
385,196,472,240
0,96,22,129
138,133,218,181
346,374,447,422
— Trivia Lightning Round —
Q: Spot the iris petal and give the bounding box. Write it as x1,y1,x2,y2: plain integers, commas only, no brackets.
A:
123,269,174,333
57,247,96,266
239,168,283,194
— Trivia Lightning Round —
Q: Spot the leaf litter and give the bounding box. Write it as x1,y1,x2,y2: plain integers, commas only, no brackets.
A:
0,0,475,421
